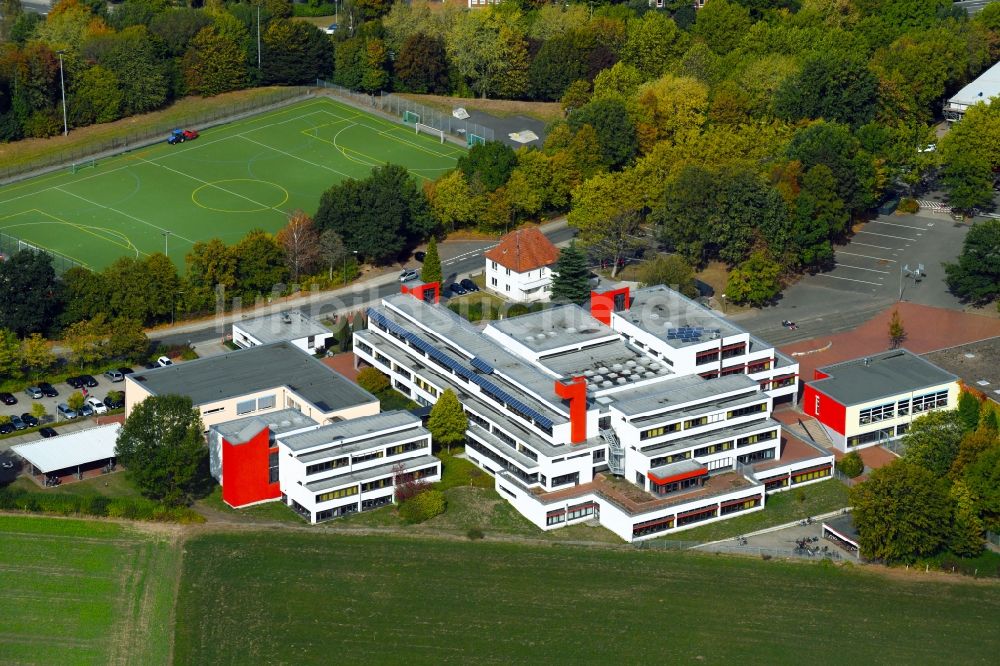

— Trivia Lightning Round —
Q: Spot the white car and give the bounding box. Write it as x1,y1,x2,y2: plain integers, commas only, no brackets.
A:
324,22,338,34
85,396,108,415
157,356,173,367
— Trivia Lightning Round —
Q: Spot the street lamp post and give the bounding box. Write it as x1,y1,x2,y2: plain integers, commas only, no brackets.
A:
343,250,358,284
57,50,67,136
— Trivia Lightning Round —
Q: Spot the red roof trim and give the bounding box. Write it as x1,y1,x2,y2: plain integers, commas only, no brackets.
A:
793,464,832,476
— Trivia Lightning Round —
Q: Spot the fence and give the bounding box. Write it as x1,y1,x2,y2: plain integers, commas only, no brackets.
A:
633,539,701,551
315,80,496,145
0,87,312,184
0,230,84,275
833,469,859,487
697,543,846,561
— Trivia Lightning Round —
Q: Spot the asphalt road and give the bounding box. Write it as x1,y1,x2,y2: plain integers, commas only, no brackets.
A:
955,0,996,16
153,223,576,348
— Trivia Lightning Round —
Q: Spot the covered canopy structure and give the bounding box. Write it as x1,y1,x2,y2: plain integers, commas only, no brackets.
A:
823,513,861,558
12,424,120,484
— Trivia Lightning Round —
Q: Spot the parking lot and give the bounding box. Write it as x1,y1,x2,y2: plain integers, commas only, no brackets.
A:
0,370,133,449
814,211,967,305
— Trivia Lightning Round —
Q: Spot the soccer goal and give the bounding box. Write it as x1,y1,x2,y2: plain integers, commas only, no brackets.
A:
403,110,421,125
415,123,445,144
70,158,96,174
467,133,486,147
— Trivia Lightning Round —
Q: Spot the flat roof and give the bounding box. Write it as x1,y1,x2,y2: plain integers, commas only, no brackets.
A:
213,408,318,445
234,310,330,345
489,305,614,353
129,341,376,414
948,59,1000,107
824,514,859,544
281,411,420,453
611,374,759,417
12,424,120,474
811,349,958,406
538,339,673,390
616,286,745,349
922,337,1000,404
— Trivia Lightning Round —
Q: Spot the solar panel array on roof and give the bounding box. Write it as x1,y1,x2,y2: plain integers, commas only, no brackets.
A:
471,357,494,374
666,326,705,342
367,309,554,430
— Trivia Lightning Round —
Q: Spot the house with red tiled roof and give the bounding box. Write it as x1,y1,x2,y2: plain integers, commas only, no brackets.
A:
485,227,559,303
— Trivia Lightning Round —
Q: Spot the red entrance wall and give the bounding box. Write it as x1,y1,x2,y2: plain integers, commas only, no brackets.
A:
802,384,846,435
221,427,281,508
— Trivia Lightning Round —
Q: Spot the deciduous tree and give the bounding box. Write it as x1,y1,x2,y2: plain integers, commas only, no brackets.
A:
943,220,1000,306
949,479,985,557
394,32,449,94
957,392,982,433
0,250,62,337
68,65,122,126
317,228,347,282
182,26,250,96
774,50,878,127
115,394,208,505
637,255,698,298
427,169,476,231
276,211,321,282
567,97,637,170
427,388,467,453
888,309,906,349
457,141,517,192
850,460,952,563
20,333,55,377
902,410,963,477
725,250,783,306
234,229,288,300
184,238,236,312
964,444,1000,531
619,11,687,81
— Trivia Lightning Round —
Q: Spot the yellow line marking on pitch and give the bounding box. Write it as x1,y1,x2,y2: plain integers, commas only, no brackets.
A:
191,179,290,213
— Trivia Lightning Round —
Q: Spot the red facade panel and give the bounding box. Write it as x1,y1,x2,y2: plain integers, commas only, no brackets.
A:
221,427,281,508
802,384,846,435
554,377,588,444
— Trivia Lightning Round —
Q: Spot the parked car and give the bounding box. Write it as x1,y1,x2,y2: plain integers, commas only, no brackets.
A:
447,283,467,296
24,386,43,399
460,278,480,292
10,415,26,430
167,128,199,144
0,423,14,435
118,366,135,376
39,427,58,438
38,382,58,397
143,362,159,370
85,396,108,415
0,392,16,405
66,376,85,389
80,374,98,387
323,22,338,34
20,413,38,428
104,370,124,383
414,251,426,262
399,269,419,283
57,403,78,420
104,393,125,410
156,356,173,367
79,403,94,418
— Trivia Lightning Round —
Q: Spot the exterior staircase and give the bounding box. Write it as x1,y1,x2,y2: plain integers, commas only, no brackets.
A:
601,429,625,476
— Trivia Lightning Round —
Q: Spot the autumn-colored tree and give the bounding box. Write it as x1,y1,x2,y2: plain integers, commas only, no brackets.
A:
888,309,906,349
182,26,250,96
276,211,321,282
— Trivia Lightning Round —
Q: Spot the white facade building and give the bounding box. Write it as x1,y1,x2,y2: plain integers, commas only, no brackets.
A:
484,226,560,303
232,310,334,354
354,285,833,542
944,59,1000,122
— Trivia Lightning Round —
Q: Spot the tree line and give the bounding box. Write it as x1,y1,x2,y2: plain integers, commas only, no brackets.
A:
0,0,332,140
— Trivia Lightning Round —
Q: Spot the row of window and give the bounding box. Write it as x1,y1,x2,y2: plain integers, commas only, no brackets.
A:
677,506,717,527
415,376,439,398
236,394,276,416
315,503,358,522
546,502,596,526
639,403,767,441
650,475,703,496
720,497,761,516
550,472,579,488
316,485,359,503
847,427,896,448
737,429,777,447
737,448,775,465
466,438,538,485
306,457,349,476
792,467,831,484
632,515,674,538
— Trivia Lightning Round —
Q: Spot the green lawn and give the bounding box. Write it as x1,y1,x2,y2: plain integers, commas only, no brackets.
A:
0,515,180,665
8,471,141,498
667,479,851,543
196,484,303,524
174,530,1000,664
0,96,462,270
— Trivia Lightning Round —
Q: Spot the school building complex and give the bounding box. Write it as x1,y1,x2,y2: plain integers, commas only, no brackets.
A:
353,284,834,542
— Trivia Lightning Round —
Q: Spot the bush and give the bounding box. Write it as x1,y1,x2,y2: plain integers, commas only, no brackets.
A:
357,367,390,394
466,527,485,540
292,3,337,17
398,489,446,524
0,487,203,523
837,451,865,478
898,198,920,214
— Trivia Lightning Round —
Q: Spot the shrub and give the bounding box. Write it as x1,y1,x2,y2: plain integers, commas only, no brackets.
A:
398,489,446,524
0,487,202,522
898,198,920,214
466,527,485,540
357,367,390,394
837,451,865,478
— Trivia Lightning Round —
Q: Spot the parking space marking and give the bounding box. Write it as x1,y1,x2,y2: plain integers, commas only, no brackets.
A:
834,263,889,274
815,274,882,286
837,251,896,262
872,220,925,230
851,242,896,251
856,230,917,241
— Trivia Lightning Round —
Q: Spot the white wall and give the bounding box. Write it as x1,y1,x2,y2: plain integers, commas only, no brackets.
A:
485,260,553,303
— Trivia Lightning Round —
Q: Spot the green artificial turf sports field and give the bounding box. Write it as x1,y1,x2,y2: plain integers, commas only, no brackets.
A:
174,531,1000,664
0,96,463,270
0,515,179,665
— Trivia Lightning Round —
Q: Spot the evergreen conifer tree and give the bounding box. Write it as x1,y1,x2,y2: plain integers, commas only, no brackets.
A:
421,237,442,284
551,243,591,305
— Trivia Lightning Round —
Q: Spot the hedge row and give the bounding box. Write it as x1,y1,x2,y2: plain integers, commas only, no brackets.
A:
0,487,204,523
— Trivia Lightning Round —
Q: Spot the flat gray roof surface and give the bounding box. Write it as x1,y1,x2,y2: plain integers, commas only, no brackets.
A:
130,341,376,413
618,286,744,348
812,349,957,406
948,59,1000,106
489,305,614,353
648,458,705,480
923,337,1000,404
824,514,859,543
281,411,420,453
538,339,675,390
214,408,318,444
611,374,759,417
235,310,330,345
